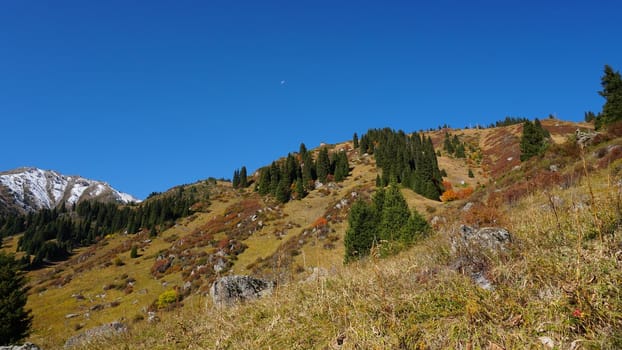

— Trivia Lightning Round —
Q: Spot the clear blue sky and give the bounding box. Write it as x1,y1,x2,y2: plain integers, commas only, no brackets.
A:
1,1,621,199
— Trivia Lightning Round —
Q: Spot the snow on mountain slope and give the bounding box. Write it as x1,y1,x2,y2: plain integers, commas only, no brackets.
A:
0,167,140,213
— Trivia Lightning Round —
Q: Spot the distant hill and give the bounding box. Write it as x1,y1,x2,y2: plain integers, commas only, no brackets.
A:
0,167,139,215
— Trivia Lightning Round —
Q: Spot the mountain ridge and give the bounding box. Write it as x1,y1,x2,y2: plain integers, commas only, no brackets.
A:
0,167,140,215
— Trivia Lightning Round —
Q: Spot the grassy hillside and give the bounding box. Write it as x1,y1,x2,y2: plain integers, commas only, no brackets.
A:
80,138,622,349
6,119,620,349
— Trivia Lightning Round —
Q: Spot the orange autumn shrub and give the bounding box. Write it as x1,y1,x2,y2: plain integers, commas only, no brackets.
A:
440,189,458,202
456,187,473,199
440,187,473,202
313,217,328,227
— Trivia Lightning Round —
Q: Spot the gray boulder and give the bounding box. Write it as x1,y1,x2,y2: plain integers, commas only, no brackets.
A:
210,275,274,305
0,343,42,350
451,225,512,290
453,225,511,253
64,321,127,348
575,129,598,147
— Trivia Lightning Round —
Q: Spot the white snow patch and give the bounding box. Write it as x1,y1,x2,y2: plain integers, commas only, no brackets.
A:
117,192,140,203
68,181,90,204
0,167,141,210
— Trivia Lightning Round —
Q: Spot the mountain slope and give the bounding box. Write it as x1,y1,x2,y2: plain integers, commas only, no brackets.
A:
5,119,616,349
0,167,139,214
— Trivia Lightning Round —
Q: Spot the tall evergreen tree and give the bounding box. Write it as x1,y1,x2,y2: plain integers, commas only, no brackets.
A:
0,253,32,345
520,119,549,161
275,177,290,203
284,154,300,186
379,184,411,242
372,187,386,220
299,143,308,157
256,167,271,195
353,132,359,149
269,162,280,195
596,64,622,129
301,151,314,191
359,134,369,154
239,166,248,188
333,152,349,182
232,169,240,188
344,200,377,263
316,148,330,184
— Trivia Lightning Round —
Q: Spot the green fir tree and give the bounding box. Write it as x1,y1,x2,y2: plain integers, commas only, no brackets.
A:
239,166,248,188
596,65,622,129
316,148,330,184
520,119,549,161
0,253,32,345
344,200,377,263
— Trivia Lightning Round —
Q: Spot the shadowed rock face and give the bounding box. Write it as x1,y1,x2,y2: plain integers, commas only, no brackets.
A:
210,275,274,305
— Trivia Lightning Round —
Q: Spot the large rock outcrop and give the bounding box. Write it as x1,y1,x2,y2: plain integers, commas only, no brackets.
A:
451,225,512,290
64,321,127,348
210,275,274,305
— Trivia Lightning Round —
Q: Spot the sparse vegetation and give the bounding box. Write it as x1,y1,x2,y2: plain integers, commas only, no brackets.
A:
156,289,179,309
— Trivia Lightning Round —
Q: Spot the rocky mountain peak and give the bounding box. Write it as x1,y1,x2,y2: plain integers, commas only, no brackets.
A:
0,167,139,214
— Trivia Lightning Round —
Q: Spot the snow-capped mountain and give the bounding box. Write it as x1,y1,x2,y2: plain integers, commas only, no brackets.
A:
0,167,140,214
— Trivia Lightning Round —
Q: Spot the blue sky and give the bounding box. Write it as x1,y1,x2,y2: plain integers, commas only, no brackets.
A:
1,1,621,199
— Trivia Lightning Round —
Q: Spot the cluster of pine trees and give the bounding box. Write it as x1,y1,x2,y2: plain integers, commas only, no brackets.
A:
0,187,199,268
587,65,622,130
443,132,466,158
359,128,443,200
344,184,430,262
490,116,530,128
519,118,550,161
232,166,248,189
255,143,350,203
